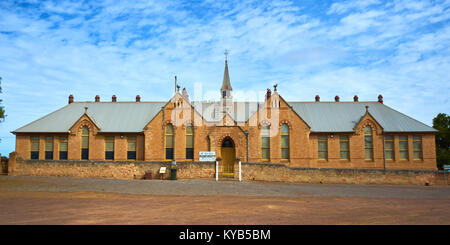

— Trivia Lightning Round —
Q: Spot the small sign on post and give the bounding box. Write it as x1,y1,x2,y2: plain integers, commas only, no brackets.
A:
159,167,166,180
444,165,450,185
199,151,216,162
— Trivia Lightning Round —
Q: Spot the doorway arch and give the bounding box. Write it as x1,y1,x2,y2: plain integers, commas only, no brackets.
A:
221,137,235,176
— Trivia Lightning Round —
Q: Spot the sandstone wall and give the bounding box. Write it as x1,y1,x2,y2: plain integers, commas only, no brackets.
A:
7,152,447,185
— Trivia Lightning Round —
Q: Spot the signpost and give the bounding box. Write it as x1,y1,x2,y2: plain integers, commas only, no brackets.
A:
444,165,450,185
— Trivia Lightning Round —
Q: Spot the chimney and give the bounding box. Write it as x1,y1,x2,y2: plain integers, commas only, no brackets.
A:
68,94,74,104
335,95,340,102
378,94,383,104
315,95,320,102
182,88,189,103
266,88,272,100
136,95,141,102
95,95,100,102
112,95,117,102
353,95,359,102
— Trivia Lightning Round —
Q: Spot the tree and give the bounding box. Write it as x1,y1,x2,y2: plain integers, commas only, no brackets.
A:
0,77,4,122
433,113,450,170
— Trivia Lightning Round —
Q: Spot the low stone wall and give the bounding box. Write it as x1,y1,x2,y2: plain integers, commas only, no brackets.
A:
241,162,446,185
6,152,447,185
8,153,215,180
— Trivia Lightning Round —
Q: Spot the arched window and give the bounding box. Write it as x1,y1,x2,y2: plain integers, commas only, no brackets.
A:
165,124,174,160
281,124,289,160
186,124,194,160
364,126,373,160
81,126,89,160
261,124,270,161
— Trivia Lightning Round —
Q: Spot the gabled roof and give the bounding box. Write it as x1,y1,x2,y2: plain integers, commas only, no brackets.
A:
287,102,437,133
13,102,166,133
13,99,437,134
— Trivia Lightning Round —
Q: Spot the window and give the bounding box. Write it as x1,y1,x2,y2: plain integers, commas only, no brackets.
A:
281,124,289,160
59,137,68,160
384,136,394,160
318,136,328,160
340,136,349,160
261,124,270,161
165,124,174,160
105,136,114,160
364,126,373,160
127,136,137,160
81,126,89,160
30,136,39,159
413,136,422,160
399,136,409,160
45,137,54,160
222,91,226,98
186,125,194,160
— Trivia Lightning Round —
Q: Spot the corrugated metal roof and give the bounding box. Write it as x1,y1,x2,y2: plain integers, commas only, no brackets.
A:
288,102,437,132
13,102,166,133
13,100,437,134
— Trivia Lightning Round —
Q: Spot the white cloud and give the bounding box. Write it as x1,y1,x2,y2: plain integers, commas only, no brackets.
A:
0,0,449,154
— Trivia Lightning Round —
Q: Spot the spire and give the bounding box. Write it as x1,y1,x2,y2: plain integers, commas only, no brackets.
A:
221,50,232,91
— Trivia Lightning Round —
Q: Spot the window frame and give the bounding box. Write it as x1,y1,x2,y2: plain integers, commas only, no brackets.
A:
339,135,350,160
30,136,40,160
384,135,395,161
364,126,374,161
127,136,137,160
413,136,423,160
59,136,68,160
104,136,115,160
261,124,270,161
185,125,194,160
81,126,89,160
399,135,409,160
280,124,289,160
165,124,174,160
318,135,328,160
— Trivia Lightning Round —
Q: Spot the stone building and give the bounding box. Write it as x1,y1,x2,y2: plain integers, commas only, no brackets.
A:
12,58,438,175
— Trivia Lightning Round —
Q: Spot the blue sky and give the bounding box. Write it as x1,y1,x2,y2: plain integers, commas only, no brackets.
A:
0,0,449,155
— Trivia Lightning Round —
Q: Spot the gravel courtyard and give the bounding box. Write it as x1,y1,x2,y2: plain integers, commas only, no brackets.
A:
0,176,449,224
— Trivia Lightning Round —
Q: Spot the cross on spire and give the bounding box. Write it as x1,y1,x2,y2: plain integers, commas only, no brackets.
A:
224,49,229,62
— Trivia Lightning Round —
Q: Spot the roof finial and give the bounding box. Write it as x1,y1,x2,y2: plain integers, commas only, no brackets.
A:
273,83,278,92
84,107,88,114
365,105,369,113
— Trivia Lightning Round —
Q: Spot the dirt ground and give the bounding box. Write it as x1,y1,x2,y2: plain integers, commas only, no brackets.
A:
0,176,449,225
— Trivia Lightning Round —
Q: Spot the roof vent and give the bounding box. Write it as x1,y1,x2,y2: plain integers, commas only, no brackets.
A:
112,95,117,102
315,95,320,102
136,95,141,102
378,94,383,104
353,95,359,102
68,94,74,104
95,95,100,102
335,95,340,102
